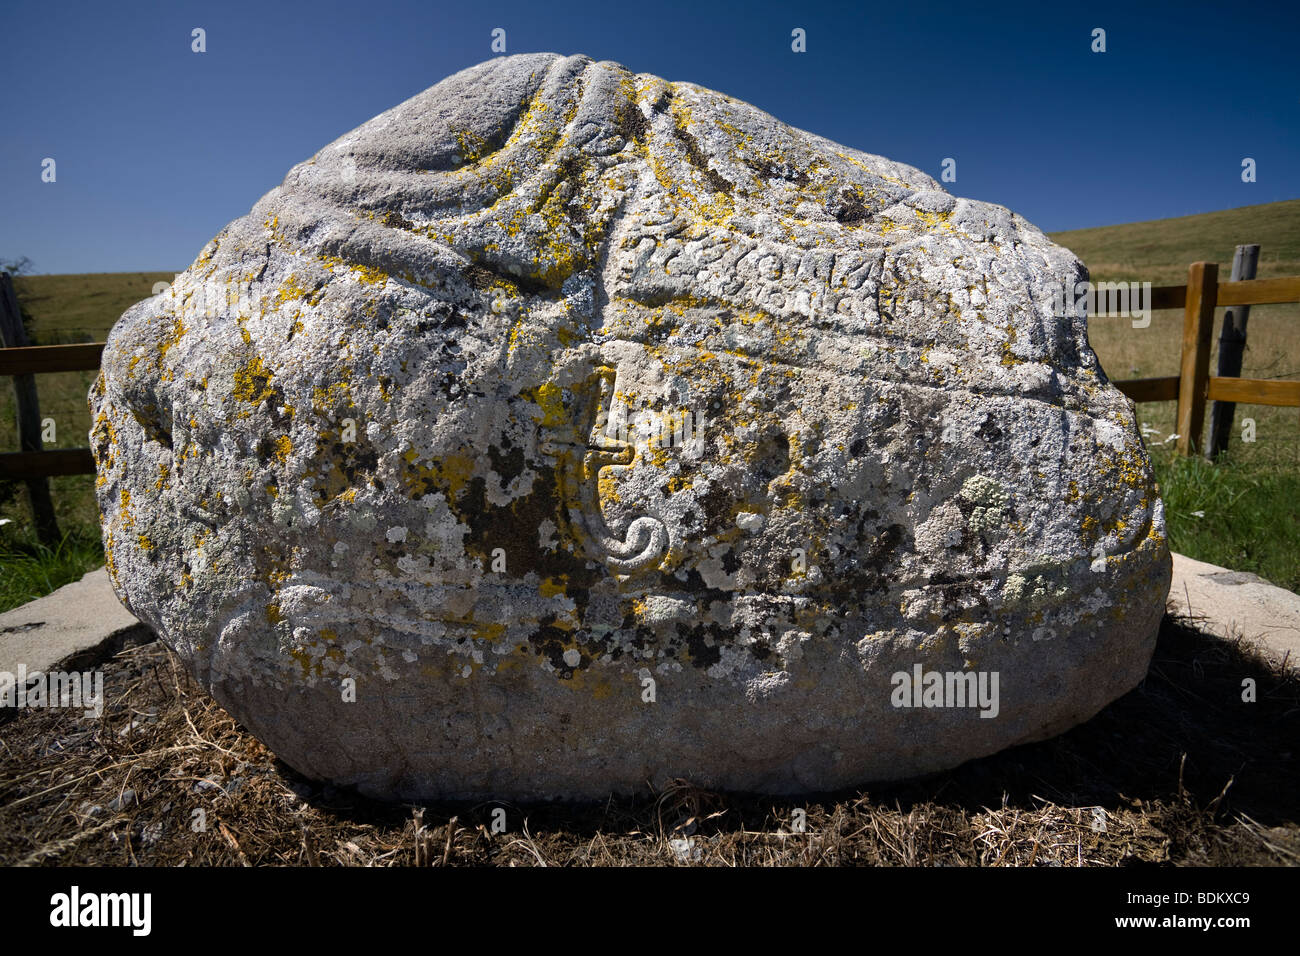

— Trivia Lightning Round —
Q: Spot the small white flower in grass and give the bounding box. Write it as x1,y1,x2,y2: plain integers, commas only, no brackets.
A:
0,518,10,527
1190,510,1205,519
1163,434,1180,444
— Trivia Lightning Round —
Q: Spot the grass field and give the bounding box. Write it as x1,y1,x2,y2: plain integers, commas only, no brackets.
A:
1,201,1297,608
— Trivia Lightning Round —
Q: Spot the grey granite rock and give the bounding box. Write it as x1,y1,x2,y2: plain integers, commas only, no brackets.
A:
90,53,1170,800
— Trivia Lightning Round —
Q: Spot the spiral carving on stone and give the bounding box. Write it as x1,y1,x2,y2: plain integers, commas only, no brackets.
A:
547,364,669,576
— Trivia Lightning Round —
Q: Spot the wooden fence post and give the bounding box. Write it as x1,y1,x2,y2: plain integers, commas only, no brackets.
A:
1175,262,1218,456
0,272,62,545
1205,244,1260,459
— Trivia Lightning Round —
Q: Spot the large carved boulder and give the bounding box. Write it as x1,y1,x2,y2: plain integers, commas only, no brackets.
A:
90,53,1170,800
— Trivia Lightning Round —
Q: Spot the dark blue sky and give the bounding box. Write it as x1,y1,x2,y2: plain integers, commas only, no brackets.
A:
3,0,1297,274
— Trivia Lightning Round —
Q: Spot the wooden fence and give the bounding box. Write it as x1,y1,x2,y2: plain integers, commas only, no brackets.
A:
0,273,101,544
1111,261,1300,454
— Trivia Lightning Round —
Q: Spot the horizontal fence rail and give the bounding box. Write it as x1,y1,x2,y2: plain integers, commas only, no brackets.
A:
1145,275,1300,311
1115,377,1180,403
1204,377,1300,407
0,343,105,376
0,448,97,479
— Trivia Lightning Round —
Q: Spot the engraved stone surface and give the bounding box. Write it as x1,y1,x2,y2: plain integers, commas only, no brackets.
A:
89,53,1171,800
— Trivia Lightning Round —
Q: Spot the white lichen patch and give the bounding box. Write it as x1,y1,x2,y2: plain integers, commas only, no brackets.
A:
961,474,1010,534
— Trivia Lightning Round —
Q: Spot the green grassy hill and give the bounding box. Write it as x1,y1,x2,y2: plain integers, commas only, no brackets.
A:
1050,199,1300,285
11,271,176,342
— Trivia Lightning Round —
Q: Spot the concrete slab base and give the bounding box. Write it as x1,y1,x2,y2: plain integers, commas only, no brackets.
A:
0,567,150,697
1167,552,1300,671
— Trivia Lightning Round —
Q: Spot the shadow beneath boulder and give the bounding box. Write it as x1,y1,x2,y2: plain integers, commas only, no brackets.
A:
874,613,1298,824
298,612,1298,848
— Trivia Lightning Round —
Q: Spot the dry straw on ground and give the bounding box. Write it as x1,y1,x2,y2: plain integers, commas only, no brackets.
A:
1,612,1296,867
